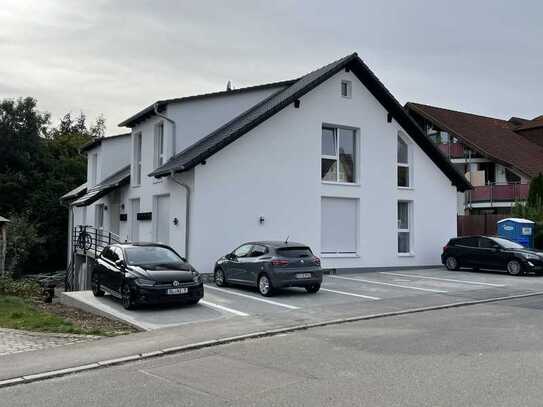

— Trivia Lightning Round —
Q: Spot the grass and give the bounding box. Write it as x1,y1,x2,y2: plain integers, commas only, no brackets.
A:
0,295,107,336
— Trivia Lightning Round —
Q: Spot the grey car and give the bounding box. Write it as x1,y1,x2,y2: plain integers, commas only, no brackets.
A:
214,241,323,296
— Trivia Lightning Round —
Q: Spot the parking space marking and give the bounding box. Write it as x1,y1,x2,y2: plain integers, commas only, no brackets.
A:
204,285,300,310
329,275,448,293
380,272,506,287
200,300,250,317
320,288,381,300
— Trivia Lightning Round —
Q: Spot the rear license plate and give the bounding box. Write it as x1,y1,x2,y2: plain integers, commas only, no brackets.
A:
296,273,312,279
167,287,188,295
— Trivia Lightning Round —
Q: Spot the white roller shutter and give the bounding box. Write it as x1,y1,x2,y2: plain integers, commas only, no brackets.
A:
321,197,357,254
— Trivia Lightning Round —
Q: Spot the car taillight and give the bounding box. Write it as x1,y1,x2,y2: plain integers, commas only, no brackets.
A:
443,245,448,252
314,256,321,265
272,259,289,266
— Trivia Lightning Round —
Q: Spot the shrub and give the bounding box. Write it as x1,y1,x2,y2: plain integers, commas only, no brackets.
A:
0,275,42,298
4,212,45,276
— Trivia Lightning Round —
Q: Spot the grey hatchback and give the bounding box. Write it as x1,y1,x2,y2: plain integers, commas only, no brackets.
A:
214,241,323,296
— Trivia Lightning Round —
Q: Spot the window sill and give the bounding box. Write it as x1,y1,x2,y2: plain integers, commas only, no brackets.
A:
322,181,360,187
320,253,360,258
131,184,141,189
397,186,414,190
397,252,416,257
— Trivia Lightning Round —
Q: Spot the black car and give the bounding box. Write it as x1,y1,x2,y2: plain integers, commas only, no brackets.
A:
442,235,543,276
91,243,204,309
214,241,323,296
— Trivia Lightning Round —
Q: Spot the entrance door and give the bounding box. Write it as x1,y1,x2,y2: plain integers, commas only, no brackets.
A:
109,191,120,235
154,195,170,244
129,198,140,242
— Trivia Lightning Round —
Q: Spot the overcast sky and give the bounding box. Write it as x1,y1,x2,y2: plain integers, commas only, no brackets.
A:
1,0,541,133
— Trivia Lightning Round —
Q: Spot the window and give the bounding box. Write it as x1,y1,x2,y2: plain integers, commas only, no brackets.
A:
250,245,267,257
154,123,165,169
277,247,313,258
321,126,357,183
397,201,411,254
125,246,184,266
89,153,98,186
101,247,115,262
457,237,479,248
341,80,352,98
397,133,411,188
321,197,357,255
95,204,104,229
479,238,499,249
133,132,142,186
233,244,253,258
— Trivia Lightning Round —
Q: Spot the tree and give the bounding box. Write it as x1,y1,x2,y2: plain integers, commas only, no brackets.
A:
527,173,543,209
513,174,543,248
0,98,104,274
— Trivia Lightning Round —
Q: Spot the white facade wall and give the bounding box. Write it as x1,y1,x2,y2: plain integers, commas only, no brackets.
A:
189,70,458,273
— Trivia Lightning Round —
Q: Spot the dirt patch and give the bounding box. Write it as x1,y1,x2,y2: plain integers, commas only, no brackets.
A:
34,301,139,336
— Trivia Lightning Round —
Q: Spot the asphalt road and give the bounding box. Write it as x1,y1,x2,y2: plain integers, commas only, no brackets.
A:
3,295,543,406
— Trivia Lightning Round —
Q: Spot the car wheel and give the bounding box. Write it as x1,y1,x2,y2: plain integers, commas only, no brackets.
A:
214,268,227,287
121,285,135,310
258,274,274,297
305,284,321,294
445,256,460,271
91,274,104,297
187,298,200,305
507,260,523,276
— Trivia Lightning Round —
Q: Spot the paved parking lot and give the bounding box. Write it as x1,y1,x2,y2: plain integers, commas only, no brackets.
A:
61,267,543,330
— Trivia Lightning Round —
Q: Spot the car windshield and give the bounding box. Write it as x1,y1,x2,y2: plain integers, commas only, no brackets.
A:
125,246,184,267
276,247,313,258
491,237,525,249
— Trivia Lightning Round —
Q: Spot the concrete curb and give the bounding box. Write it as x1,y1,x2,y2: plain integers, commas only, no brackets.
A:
2,290,543,389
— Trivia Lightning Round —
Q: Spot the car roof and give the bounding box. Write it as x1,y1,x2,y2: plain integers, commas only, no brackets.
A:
244,241,309,249
112,242,172,249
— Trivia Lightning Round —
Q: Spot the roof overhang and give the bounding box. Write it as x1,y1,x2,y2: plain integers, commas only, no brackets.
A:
71,166,130,207
59,183,87,203
80,133,131,153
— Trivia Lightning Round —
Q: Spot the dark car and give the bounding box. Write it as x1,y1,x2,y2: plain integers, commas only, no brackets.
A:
91,243,204,309
214,241,323,296
442,235,543,276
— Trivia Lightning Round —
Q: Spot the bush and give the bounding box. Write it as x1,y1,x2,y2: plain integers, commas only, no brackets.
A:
0,275,42,298
4,213,45,276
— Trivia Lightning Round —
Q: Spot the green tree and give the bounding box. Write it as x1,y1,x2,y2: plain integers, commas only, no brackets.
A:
513,174,543,248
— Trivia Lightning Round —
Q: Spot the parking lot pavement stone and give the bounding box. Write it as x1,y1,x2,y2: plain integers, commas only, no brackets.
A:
0,328,100,357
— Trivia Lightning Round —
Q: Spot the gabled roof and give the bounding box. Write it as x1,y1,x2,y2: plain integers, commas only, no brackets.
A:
406,102,543,178
80,133,131,153
59,183,87,203
148,53,470,191
118,79,296,128
72,165,130,207
0,216,9,223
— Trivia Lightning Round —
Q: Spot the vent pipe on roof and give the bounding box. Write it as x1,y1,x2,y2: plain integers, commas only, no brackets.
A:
226,80,233,91
154,103,176,160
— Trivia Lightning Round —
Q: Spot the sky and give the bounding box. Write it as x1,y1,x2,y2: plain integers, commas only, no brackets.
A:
0,0,542,133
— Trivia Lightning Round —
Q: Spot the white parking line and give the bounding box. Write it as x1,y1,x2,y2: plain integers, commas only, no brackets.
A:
204,285,300,310
320,288,381,300
380,272,506,287
329,275,448,293
200,300,250,317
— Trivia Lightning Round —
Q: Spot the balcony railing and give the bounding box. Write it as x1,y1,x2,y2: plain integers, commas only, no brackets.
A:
467,183,529,205
437,143,465,158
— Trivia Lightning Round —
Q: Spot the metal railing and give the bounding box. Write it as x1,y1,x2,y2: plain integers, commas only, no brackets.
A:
466,182,529,206
65,225,122,291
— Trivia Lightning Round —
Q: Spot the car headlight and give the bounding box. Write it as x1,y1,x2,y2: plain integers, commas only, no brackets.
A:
135,278,155,287
521,253,540,261
192,273,202,283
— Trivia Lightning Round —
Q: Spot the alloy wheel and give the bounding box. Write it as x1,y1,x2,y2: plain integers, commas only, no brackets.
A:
258,275,271,296
122,285,134,309
215,269,225,287
507,260,522,276
446,256,458,271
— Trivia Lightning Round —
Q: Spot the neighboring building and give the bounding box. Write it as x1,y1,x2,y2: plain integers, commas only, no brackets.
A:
406,103,543,215
61,53,469,287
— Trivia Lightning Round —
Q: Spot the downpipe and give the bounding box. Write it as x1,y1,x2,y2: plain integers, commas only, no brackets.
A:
170,171,190,261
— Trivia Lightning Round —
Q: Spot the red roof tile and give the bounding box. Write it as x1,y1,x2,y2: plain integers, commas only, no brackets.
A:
406,102,543,178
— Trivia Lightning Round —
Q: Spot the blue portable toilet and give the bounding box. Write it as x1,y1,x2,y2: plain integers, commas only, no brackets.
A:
497,218,535,248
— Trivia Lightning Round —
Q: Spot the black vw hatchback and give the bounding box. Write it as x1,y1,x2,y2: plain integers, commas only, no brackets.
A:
91,243,204,309
442,235,543,276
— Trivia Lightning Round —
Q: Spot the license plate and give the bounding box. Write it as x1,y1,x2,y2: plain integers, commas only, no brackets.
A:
167,287,188,295
296,273,312,279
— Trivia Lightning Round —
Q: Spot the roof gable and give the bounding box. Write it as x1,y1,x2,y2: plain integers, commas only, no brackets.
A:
148,53,470,191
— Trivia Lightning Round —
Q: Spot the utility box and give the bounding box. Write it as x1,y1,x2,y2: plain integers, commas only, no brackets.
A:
497,218,535,248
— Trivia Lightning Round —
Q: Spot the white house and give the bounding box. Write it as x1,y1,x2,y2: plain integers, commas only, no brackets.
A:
61,53,470,286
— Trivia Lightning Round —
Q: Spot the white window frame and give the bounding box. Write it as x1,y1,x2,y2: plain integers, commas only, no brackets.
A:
95,204,104,230
154,122,165,169
341,80,352,98
397,131,413,189
132,132,142,186
89,153,98,186
321,125,358,185
397,200,414,256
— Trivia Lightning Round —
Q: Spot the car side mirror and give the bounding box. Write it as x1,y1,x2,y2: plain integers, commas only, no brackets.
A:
226,253,236,260
115,259,126,268
180,257,187,263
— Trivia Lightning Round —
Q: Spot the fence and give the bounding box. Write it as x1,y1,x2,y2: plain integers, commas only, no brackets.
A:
457,214,509,236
